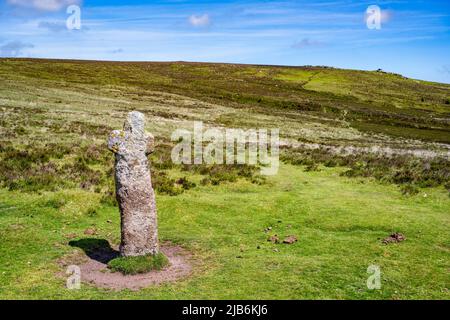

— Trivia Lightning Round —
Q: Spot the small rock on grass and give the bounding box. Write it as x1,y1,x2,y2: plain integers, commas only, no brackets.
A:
382,232,406,244
283,235,298,244
267,235,280,243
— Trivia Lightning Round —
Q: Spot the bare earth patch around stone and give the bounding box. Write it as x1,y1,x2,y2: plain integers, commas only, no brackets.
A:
64,243,192,291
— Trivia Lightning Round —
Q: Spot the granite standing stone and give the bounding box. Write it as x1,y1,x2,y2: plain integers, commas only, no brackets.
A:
108,111,158,257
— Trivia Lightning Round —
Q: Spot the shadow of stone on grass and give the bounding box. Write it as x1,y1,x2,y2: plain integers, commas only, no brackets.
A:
69,238,119,264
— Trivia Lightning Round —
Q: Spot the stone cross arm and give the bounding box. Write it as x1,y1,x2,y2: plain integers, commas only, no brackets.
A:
108,111,154,156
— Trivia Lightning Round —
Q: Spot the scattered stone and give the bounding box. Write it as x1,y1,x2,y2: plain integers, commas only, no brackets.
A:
382,233,406,244
108,111,159,257
267,235,280,243
264,227,272,233
84,227,97,235
283,235,298,244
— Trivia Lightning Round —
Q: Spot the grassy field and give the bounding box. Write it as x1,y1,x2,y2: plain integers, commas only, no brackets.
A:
0,59,449,299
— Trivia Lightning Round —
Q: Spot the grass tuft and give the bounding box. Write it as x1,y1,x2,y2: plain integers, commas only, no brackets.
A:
108,253,170,275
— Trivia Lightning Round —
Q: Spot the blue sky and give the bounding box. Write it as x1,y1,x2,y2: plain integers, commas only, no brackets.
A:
0,0,449,83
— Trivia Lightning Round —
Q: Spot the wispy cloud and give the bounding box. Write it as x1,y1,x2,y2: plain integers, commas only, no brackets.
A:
38,21,67,32
109,48,124,54
439,65,450,75
6,0,81,12
292,38,325,49
188,14,211,27
0,40,34,57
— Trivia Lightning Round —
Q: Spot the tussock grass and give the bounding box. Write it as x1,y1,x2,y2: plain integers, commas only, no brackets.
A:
108,253,170,275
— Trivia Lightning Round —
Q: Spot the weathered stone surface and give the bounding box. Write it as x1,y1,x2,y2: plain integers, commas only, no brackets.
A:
108,111,159,257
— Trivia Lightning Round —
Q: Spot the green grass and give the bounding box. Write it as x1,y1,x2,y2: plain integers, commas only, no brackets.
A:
0,59,448,299
0,165,448,299
108,253,170,275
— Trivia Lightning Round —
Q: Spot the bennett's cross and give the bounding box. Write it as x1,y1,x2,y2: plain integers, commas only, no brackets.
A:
108,111,159,257
108,111,154,157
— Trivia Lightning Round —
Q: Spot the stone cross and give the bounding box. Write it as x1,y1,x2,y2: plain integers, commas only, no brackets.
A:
108,111,159,257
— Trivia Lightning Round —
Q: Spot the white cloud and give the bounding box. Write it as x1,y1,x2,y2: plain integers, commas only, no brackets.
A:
188,14,211,27
380,10,393,23
7,0,81,12
0,41,34,57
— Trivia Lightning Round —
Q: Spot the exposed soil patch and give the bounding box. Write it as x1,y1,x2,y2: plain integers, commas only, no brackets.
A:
382,232,406,244
61,239,193,291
